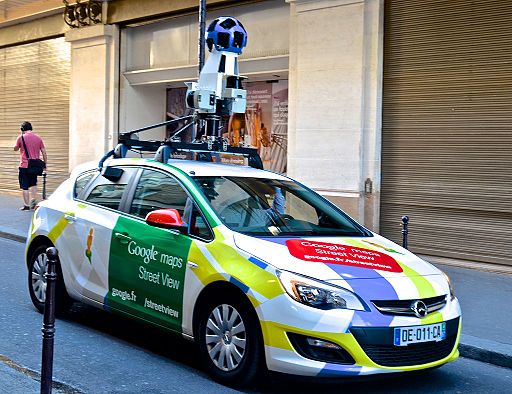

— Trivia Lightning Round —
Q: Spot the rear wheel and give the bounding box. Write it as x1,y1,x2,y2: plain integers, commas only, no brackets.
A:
197,295,264,387
28,244,73,314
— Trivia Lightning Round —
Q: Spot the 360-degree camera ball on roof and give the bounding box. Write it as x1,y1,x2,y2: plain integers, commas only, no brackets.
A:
206,16,248,54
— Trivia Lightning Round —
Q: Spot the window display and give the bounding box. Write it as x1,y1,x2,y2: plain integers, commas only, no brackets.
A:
166,80,288,173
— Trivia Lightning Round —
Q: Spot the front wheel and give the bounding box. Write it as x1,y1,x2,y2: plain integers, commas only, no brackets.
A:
197,296,264,387
28,244,73,314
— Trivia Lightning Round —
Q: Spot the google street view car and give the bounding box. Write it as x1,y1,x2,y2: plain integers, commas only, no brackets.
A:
25,16,461,386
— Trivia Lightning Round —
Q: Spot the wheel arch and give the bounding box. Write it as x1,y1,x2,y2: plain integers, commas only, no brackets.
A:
26,235,53,268
192,280,262,341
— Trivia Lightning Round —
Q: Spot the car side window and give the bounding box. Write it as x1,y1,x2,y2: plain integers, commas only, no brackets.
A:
83,166,135,211
189,205,214,241
86,184,127,210
74,171,96,198
129,169,189,219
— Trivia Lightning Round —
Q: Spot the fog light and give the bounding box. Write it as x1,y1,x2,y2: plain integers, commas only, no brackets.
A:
288,333,355,365
306,337,341,350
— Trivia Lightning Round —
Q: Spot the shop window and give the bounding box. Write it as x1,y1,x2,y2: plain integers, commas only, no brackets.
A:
166,80,288,173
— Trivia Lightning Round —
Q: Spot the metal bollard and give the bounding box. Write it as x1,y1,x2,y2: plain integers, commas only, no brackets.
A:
41,247,58,394
401,216,409,250
42,172,47,200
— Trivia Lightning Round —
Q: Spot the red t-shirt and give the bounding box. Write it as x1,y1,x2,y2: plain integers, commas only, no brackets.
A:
15,132,45,169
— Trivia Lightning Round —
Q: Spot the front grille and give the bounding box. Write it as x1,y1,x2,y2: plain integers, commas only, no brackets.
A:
351,317,459,367
360,335,457,367
372,295,447,317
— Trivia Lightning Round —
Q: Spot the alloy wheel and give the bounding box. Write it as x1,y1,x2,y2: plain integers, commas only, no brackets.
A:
31,252,48,303
205,303,247,371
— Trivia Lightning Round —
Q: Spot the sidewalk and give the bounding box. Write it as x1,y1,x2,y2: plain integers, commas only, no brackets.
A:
0,193,32,242
0,193,510,390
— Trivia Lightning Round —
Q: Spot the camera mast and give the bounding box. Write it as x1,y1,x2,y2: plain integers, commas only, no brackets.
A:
99,14,263,171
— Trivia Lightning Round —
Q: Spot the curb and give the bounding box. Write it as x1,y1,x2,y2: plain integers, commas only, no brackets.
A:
458,334,512,369
0,230,26,244
0,354,83,394
0,230,511,370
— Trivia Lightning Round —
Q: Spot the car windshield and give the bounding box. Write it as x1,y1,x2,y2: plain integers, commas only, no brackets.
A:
193,176,371,237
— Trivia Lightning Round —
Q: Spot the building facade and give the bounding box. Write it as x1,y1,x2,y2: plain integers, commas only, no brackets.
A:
0,0,510,267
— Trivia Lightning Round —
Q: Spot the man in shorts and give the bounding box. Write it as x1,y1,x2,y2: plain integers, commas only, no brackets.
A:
13,121,47,211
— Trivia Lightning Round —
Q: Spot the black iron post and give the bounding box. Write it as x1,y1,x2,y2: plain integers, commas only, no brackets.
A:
40,247,58,394
195,0,207,141
42,171,47,200
198,0,206,75
401,216,409,250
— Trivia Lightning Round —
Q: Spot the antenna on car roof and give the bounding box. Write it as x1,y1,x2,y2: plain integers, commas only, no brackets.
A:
98,15,263,171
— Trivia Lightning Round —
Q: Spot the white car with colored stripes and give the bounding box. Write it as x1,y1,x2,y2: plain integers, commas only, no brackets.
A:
26,158,461,386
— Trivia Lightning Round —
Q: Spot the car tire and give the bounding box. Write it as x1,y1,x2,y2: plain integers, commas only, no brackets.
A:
197,293,264,387
28,244,73,315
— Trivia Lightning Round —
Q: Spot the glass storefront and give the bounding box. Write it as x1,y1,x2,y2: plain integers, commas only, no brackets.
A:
166,80,288,173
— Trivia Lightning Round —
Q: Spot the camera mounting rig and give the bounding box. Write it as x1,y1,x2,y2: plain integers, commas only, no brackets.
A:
99,16,263,171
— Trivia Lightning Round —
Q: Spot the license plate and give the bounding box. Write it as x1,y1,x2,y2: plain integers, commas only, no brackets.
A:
393,322,446,346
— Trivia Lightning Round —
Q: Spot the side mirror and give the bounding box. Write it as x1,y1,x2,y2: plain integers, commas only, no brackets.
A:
145,209,188,234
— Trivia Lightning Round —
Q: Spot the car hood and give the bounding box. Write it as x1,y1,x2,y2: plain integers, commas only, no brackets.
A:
233,232,442,281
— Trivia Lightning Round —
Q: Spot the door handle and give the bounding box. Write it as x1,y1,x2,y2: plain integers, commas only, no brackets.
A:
114,232,131,244
64,213,76,223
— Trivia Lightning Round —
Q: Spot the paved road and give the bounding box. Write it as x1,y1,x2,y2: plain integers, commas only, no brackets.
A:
1,237,511,393
437,264,512,345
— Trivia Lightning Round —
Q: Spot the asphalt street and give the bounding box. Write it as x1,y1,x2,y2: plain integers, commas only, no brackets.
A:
438,264,512,344
1,237,512,393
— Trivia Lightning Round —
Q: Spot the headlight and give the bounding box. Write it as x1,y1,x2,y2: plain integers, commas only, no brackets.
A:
442,272,456,300
276,270,367,311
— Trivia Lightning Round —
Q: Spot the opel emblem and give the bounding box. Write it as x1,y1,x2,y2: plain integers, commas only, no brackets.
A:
411,300,428,318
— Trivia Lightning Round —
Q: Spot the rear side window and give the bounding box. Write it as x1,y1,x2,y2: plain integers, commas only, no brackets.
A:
86,184,127,210
74,171,96,198
82,166,136,211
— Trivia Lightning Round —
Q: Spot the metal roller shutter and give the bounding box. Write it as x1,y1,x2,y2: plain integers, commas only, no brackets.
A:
0,37,70,195
381,0,512,265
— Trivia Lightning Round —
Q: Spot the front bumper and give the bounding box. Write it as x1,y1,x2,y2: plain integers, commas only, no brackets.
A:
262,318,460,377
258,294,462,377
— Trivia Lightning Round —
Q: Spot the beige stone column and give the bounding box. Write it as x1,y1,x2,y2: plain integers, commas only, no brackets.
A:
287,0,383,230
65,24,119,170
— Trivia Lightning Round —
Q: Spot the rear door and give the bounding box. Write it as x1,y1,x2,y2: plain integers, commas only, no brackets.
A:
58,166,137,305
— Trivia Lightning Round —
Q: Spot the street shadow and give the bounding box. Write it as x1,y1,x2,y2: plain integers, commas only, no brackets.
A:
60,302,202,370
58,303,459,393
253,368,453,394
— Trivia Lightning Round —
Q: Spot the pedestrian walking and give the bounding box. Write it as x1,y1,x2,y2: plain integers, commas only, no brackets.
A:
13,121,47,211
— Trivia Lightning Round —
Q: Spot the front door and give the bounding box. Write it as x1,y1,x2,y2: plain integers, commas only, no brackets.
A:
107,168,192,333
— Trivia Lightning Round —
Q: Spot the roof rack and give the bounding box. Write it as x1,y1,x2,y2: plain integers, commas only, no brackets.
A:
98,115,263,170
